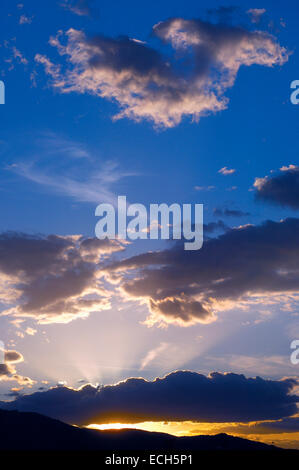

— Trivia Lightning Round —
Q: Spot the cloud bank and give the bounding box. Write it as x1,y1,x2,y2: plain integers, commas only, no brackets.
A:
1,371,297,425
105,218,299,326
2,217,299,328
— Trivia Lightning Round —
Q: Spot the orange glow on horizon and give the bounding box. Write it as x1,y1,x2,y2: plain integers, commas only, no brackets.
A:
86,421,299,450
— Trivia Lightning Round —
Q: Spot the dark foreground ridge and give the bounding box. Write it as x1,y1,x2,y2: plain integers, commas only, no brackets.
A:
0,409,298,466
0,408,292,451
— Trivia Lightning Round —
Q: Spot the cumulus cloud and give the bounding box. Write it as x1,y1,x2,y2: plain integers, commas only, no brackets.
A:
1,371,298,425
35,16,287,128
0,363,17,379
4,350,24,364
0,350,34,386
149,297,215,326
105,218,299,326
254,165,299,209
0,232,125,324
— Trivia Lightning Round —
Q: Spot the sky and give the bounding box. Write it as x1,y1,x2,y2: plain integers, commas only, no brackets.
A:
1,0,299,450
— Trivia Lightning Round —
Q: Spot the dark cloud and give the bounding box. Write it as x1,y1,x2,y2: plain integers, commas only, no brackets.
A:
0,350,34,386
36,16,287,127
105,218,299,326
213,208,251,217
5,390,22,398
149,297,214,324
0,232,125,324
0,363,14,377
254,166,299,210
223,416,299,435
1,371,297,425
178,220,229,242
4,351,23,364
256,416,299,433
204,220,229,233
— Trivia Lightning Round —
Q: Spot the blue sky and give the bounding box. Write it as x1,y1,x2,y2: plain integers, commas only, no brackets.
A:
1,0,298,237
1,0,299,448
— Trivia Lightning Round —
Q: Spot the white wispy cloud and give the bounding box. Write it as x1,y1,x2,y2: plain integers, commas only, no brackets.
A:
140,342,169,370
8,133,136,205
12,160,132,205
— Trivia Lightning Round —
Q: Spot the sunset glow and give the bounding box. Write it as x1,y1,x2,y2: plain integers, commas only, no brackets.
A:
0,0,299,459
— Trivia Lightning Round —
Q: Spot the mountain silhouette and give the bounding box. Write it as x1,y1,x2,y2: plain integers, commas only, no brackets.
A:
0,408,295,453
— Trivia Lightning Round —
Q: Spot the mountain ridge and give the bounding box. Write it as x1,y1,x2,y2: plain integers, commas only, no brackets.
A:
0,408,294,452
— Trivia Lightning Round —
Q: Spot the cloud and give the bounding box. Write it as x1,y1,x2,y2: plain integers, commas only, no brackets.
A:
25,327,37,336
60,0,97,17
213,208,250,217
13,160,130,205
204,220,229,234
0,350,34,386
11,46,28,66
204,353,298,378
35,132,91,159
140,343,169,370
222,415,299,435
35,16,287,128
0,232,126,324
254,416,299,434
1,40,28,72
194,185,215,191
254,166,299,210
218,167,236,175
9,134,135,205
4,350,24,364
247,9,266,24
1,371,298,425
19,14,33,25
149,298,215,325
105,218,299,327
0,363,17,379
